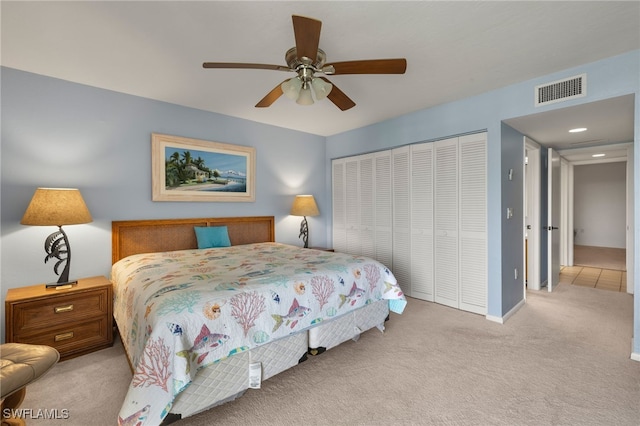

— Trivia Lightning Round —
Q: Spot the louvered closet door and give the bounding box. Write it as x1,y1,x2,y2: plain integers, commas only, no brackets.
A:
410,143,434,301
392,146,411,295
459,133,487,314
332,159,346,253
359,154,375,259
374,151,393,268
345,157,361,255
434,137,459,308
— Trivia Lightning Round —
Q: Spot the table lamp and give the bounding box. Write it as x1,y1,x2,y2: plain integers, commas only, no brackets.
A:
21,188,93,287
290,195,319,248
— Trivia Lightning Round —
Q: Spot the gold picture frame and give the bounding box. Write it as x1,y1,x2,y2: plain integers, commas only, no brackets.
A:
152,133,256,202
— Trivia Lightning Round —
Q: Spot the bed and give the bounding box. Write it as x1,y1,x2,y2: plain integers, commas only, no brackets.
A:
111,216,405,425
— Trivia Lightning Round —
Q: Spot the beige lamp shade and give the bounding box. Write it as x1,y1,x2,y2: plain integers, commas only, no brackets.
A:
290,195,319,217
21,188,93,226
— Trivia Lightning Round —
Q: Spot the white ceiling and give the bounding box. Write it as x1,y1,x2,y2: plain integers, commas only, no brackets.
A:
2,1,638,160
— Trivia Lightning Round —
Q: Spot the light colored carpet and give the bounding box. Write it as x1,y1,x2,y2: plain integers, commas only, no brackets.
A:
574,245,626,271
20,283,639,425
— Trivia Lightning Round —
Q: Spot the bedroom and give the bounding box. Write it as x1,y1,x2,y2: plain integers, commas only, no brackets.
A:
1,1,639,424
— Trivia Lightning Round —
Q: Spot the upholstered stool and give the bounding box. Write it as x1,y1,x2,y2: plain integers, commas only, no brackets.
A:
1,343,59,426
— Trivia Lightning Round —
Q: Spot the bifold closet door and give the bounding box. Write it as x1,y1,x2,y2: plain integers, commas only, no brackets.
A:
374,152,393,268
434,137,459,308
459,133,487,314
410,143,434,301
392,146,411,295
344,157,361,255
333,153,393,267
359,154,375,259
332,159,346,253
333,132,486,314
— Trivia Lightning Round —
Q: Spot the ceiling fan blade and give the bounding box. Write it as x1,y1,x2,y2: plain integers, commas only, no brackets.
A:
255,80,287,108
320,77,356,111
292,15,322,62
203,62,291,72
327,59,407,75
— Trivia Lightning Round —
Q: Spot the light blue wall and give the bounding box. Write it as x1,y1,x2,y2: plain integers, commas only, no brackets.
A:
325,50,639,334
0,68,327,340
500,123,524,312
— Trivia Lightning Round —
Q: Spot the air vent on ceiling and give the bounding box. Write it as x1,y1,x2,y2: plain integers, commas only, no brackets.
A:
535,73,586,107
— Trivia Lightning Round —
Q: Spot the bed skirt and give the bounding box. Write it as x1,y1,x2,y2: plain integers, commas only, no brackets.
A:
164,300,389,421
308,299,389,355
168,331,308,419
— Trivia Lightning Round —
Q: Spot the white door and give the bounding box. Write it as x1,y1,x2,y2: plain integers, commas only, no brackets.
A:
410,143,434,301
374,152,393,268
434,137,459,308
345,157,361,255
458,133,487,314
547,148,561,292
359,154,375,259
332,159,346,253
392,146,411,296
524,138,541,291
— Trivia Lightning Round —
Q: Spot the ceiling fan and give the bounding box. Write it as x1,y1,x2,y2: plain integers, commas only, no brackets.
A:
203,15,407,111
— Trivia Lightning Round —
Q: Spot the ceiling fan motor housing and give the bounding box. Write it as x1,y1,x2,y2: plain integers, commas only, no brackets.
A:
285,47,328,81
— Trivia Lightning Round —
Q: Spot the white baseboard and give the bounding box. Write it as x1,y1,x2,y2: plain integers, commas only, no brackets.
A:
486,298,526,324
632,339,640,362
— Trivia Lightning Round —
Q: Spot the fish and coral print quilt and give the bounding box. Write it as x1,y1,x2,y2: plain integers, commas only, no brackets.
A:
112,242,405,425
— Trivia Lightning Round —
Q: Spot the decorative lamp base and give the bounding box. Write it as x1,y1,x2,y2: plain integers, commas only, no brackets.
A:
299,216,309,248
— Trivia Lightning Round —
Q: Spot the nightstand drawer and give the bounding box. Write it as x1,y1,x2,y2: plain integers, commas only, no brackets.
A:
14,317,112,357
11,288,110,334
5,276,114,360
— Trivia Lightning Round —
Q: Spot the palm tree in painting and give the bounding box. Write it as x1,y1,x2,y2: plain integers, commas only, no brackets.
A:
193,156,205,169
181,150,192,167
165,149,216,187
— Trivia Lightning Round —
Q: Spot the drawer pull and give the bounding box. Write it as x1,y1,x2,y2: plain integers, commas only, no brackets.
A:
54,331,74,341
54,304,74,313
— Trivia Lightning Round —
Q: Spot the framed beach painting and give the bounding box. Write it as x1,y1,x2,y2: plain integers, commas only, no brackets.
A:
152,133,256,202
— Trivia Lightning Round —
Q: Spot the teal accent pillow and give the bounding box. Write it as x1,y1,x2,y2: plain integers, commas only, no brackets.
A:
194,226,231,249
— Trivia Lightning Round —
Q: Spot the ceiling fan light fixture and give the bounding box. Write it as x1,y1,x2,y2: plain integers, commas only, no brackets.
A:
296,86,314,106
311,77,332,100
281,77,302,100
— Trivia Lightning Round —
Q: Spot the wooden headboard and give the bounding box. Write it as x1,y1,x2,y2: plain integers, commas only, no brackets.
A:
112,216,275,264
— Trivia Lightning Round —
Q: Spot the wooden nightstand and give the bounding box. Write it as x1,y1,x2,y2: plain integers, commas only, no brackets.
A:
5,276,113,361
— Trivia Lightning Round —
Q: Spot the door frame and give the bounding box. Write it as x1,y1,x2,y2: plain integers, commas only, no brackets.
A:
560,158,574,267
558,143,634,294
523,137,541,292
547,147,561,292
626,144,635,294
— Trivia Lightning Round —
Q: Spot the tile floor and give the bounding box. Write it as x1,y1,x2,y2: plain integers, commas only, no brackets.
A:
560,265,627,292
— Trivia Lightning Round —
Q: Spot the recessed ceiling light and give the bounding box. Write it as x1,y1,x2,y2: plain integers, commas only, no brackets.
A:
592,153,605,158
569,127,587,133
